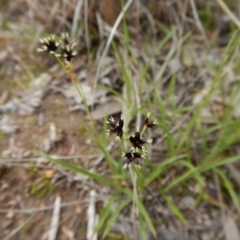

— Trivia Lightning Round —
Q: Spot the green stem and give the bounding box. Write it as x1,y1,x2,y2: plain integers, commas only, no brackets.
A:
56,56,95,128
140,126,147,138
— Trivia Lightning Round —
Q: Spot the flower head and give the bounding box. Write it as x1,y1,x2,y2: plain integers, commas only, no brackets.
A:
129,132,147,150
37,35,59,54
106,116,124,141
122,152,144,169
61,33,77,62
144,112,158,128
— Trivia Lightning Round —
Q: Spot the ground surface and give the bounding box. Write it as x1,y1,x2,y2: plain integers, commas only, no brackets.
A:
1,1,240,240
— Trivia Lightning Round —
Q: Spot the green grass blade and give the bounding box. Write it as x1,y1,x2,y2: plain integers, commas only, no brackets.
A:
36,152,115,187
3,215,33,240
200,155,240,172
177,160,205,188
176,31,240,152
141,28,176,77
215,168,240,211
144,155,185,186
102,198,132,239
164,195,188,224
137,199,156,237
164,155,240,192
139,214,148,240
95,194,119,232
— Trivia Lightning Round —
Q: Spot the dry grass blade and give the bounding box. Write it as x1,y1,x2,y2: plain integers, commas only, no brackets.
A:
71,0,84,37
189,0,210,48
87,190,98,240
0,200,87,213
92,0,134,105
3,215,33,240
223,215,240,240
48,196,61,240
215,0,240,29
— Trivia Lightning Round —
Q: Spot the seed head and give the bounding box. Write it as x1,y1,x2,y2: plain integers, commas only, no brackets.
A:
129,132,147,150
144,112,158,128
106,115,124,140
61,33,77,62
37,35,59,54
122,151,144,169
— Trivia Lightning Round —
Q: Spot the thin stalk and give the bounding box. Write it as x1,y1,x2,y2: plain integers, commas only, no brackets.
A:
56,56,95,128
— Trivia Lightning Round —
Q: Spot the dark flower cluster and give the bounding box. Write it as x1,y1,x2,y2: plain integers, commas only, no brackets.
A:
121,152,143,170
106,112,157,170
37,35,59,54
61,33,77,62
144,112,158,128
37,33,77,63
106,116,124,141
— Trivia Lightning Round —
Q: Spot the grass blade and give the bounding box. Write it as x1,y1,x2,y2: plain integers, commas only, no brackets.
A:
164,195,188,224
144,155,185,186
102,198,131,238
95,194,119,232
139,214,148,240
215,169,240,211
137,199,156,237
164,155,240,192
36,152,115,187
3,215,33,240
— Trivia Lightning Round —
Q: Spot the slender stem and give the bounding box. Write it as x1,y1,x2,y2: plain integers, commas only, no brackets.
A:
68,64,95,128
56,56,95,128
215,0,240,29
140,126,147,138
129,163,139,224
56,56,68,73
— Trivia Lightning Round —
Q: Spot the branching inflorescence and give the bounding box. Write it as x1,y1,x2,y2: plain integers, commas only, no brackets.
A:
37,33,77,64
37,34,158,171
106,112,157,170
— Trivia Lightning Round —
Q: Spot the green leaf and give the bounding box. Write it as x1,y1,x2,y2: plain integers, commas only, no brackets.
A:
3,215,33,240
215,169,240,211
102,198,132,238
137,199,156,237
177,160,205,188
95,194,119,232
141,28,176,77
164,195,188,224
139,214,148,240
36,152,115,187
200,155,240,172
176,31,239,152
164,155,240,192
144,155,185,186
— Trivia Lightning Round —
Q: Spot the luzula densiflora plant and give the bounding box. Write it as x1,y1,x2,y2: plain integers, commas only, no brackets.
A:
37,34,157,170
